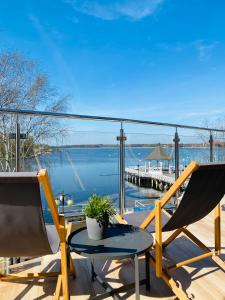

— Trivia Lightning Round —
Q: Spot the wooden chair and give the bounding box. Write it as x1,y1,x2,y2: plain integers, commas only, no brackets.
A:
0,169,76,300
116,161,225,299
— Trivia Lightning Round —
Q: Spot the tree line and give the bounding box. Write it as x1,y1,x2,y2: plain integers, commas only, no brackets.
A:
0,50,68,171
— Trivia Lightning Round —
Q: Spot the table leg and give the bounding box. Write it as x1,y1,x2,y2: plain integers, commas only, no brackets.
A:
134,254,140,300
91,260,95,282
145,251,150,291
90,259,122,300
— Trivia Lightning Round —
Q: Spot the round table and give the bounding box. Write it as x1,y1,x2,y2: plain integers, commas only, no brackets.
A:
68,224,153,300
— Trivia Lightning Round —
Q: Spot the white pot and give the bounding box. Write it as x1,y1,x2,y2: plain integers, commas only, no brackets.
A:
86,217,107,240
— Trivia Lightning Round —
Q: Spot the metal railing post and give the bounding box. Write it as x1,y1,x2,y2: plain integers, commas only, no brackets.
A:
173,129,180,180
117,123,126,217
209,132,214,162
15,116,20,172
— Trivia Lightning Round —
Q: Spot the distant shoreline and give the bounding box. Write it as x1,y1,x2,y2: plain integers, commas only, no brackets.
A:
50,143,218,149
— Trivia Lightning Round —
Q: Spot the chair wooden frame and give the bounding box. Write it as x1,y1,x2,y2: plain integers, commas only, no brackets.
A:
0,169,76,300
115,161,225,300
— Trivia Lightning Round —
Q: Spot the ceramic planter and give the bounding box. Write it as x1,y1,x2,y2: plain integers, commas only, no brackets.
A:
86,216,108,240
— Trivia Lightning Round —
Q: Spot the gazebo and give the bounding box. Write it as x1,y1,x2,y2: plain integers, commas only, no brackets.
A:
145,145,172,170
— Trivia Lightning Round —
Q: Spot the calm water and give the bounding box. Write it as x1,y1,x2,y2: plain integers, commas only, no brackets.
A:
24,146,225,222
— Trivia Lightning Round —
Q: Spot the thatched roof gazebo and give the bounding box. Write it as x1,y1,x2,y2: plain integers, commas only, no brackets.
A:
145,145,172,161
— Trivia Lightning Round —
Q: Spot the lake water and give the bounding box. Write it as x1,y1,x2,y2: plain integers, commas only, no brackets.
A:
25,146,225,222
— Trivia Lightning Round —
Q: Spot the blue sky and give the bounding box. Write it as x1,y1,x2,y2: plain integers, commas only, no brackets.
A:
1,0,225,141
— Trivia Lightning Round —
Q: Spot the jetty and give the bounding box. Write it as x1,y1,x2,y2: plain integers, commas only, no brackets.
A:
125,166,177,192
125,144,178,192
125,145,185,192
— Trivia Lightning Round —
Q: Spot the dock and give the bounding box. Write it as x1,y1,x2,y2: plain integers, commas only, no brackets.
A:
125,166,185,192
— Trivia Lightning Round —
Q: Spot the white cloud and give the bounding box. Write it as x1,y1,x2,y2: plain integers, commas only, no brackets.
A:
193,40,218,61
185,109,225,118
64,0,164,21
156,40,219,62
156,42,184,52
69,15,79,24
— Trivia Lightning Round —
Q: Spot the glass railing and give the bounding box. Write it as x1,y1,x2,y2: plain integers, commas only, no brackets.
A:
214,136,225,162
179,133,210,164
23,126,121,222
0,109,225,222
125,130,175,212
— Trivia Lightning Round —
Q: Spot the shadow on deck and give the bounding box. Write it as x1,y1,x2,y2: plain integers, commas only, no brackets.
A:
1,207,225,299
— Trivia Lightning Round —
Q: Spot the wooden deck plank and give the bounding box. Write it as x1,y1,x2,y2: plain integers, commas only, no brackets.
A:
1,200,225,299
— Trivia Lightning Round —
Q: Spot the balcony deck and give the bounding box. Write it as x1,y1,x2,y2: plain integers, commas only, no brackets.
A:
1,200,225,300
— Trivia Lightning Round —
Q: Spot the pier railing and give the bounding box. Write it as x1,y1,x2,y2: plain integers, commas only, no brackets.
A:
0,108,225,217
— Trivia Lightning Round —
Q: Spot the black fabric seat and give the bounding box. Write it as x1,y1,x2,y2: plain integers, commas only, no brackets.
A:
163,163,225,232
124,210,169,233
0,172,59,257
118,162,225,300
0,170,73,300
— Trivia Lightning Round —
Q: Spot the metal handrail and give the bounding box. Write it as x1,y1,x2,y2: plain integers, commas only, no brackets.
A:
0,107,224,216
0,108,225,132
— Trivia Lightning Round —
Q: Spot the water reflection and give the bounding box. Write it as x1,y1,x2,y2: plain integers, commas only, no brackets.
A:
23,146,224,222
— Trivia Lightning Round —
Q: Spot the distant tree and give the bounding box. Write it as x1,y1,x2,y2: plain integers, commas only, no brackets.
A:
0,51,68,171
197,118,225,162
201,118,225,141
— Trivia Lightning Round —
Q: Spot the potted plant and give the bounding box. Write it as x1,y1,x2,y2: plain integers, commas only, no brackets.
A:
83,194,115,240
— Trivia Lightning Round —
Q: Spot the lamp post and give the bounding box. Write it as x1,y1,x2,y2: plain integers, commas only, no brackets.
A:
55,192,74,214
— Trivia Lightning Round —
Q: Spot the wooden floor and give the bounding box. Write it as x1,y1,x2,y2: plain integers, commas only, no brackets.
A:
2,202,225,299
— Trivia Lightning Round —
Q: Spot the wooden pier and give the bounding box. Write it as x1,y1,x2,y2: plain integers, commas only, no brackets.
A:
125,166,181,192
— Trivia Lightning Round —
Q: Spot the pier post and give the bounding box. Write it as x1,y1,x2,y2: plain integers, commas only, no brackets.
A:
173,129,180,180
15,116,20,172
209,132,214,162
117,123,127,217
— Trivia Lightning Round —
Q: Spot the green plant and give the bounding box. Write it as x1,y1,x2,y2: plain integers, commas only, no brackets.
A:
83,194,115,222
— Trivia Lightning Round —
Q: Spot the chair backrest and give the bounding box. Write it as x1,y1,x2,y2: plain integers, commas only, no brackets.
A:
0,172,57,257
163,163,225,232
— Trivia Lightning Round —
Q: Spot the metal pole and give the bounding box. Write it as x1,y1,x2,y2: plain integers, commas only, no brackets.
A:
137,161,140,191
14,117,20,265
1,108,225,133
134,254,140,300
15,116,20,172
62,193,65,214
117,124,126,217
209,132,214,162
173,129,180,180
